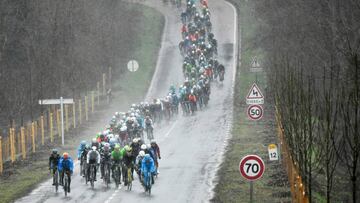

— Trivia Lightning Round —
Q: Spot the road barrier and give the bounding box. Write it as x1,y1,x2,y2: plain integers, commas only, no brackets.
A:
0,68,112,174
275,105,309,203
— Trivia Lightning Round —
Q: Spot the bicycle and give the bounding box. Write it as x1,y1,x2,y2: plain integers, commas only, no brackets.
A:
103,162,111,188
87,164,96,189
143,171,152,195
51,167,59,192
127,167,133,191
146,126,154,141
113,162,122,188
80,156,87,177
63,171,70,197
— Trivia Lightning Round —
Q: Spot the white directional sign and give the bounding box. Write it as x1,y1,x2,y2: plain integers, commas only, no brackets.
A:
247,104,263,120
39,99,74,105
268,144,279,161
246,83,264,104
239,155,265,181
127,60,139,72
38,97,73,146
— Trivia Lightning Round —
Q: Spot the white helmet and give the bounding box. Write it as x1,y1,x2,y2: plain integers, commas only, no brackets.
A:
141,144,147,150
139,150,145,157
92,146,97,151
133,138,139,143
120,126,127,132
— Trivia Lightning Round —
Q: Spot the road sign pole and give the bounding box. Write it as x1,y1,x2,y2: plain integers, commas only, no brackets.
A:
250,181,254,203
60,97,64,146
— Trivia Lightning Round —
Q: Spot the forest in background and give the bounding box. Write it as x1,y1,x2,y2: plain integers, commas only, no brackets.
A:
249,0,360,202
0,0,143,126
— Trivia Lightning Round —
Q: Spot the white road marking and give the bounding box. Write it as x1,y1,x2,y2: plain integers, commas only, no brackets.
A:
208,0,239,200
104,188,121,203
164,120,178,138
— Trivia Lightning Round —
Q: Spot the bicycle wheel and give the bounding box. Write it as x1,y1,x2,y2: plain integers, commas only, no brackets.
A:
105,164,109,188
90,166,95,189
64,175,68,197
54,170,58,192
127,168,132,191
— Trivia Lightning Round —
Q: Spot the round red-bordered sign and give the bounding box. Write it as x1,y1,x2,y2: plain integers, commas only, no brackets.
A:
247,105,263,120
239,155,265,181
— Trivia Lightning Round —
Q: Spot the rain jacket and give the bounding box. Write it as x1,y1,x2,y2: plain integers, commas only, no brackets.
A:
141,154,156,175
77,144,86,159
58,157,74,174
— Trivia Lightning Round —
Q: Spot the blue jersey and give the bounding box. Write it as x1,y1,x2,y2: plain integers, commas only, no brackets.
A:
58,157,74,173
141,155,156,174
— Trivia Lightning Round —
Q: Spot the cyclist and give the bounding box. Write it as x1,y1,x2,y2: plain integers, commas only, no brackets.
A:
111,144,123,184
149,140,161,174
87,146,101,181
58,152,74,193
77,141,87,174
100,143,112,180
141,154,156,189
144,116,154,133
130,138,141,158
49,149,61,185
122,146,135,186
135,150,146,183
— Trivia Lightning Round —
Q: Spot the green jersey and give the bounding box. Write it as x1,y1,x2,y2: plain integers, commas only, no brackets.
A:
111,150,122,161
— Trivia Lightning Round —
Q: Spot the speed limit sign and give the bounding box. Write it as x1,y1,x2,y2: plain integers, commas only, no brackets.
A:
247,105,263,120
239,155,265,181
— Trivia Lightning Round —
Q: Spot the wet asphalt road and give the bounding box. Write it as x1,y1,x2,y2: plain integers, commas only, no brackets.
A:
15,0,237,202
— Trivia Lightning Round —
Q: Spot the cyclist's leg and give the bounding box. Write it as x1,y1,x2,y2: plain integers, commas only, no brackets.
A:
67,171,71,192
60,171,64,185
100,162,104,179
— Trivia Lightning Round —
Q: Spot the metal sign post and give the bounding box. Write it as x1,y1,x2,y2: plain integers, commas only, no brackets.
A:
239,155,265,203
39,97,73,146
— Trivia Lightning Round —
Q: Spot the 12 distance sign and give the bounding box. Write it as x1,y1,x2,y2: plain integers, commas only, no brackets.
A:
268,144,279,161
247,104,263,120
239,155,265,181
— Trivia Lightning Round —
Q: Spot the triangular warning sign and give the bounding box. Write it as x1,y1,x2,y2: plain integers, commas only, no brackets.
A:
246,83,264,99
251,57,260,68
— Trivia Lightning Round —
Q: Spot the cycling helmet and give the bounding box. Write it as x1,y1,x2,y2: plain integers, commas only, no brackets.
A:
52,149,58,154
92,146,97,151
103,143,110,152
92,138,97,143
139,150,145,157
126,146,132,152
85,144,91,150
141,144,147,150
133,138,139,143
150,140,156,144
63,152,69,159
80,140,87,146
114,144,120,151
146,144,151,149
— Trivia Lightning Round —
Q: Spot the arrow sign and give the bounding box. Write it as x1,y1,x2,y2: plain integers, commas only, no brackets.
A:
246,83,264,104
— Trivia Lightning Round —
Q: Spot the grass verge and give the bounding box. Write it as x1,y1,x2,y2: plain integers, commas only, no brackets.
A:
0,4,164,203
211,1,291,202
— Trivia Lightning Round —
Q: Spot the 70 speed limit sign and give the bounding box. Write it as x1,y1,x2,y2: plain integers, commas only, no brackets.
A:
247,105,263,120
239,155,265,181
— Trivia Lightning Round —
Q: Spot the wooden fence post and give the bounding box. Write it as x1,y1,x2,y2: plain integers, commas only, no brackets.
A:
10,128,15,162
73,102,76,128
91,91,95,113
65,105,69,131
31,122,35,153
21,127,26,159
79,99,82,124
41,116,44,145
50,112,54,142
57,109,61,137
0,136,3,174
97,82,100,105
85,95,88,121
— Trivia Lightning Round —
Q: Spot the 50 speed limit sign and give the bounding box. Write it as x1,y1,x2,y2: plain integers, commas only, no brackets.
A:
247,104,263,120
239,155,265,181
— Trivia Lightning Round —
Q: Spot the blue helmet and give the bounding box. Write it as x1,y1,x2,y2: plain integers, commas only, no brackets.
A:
80,140,87,146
